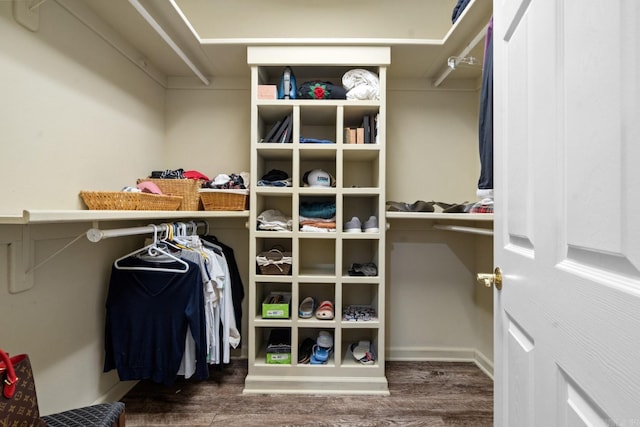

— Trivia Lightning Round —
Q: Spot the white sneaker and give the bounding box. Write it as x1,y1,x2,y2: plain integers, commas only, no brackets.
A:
344,216,362,233
362,216,379,233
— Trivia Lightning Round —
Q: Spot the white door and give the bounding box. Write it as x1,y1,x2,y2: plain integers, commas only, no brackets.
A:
493,0,640,426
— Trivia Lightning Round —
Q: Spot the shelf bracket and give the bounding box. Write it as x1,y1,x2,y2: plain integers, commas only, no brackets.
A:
8,227,86,294
13,0,42,32
8,226,34,294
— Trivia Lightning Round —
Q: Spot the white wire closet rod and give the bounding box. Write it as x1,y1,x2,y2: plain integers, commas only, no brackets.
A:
86,220,208,243
433,224,493,236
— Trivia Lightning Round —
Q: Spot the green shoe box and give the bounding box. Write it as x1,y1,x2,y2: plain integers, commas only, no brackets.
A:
266,352,291,364
262,291,292,319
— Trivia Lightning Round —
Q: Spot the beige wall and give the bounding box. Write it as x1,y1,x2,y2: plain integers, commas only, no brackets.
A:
164,81,251,176
387,80,482,204
0,0,492,416
0,0,167,415
0,2,165,214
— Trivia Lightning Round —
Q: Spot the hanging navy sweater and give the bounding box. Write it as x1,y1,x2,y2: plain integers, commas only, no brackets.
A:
104,257,208,384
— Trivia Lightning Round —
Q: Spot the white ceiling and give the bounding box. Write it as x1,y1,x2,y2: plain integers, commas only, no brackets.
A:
72,0,492,85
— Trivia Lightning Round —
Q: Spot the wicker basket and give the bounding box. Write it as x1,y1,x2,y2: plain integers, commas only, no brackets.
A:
199,189,249,211
256,249,292,275
137,179,203,211
80,191,182,211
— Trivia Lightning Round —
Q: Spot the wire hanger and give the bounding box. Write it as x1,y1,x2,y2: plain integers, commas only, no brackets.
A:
113,224,189,273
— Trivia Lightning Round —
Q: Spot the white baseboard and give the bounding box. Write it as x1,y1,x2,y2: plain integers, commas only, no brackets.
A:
473,349,494,379
92,380,138,405
387,346,494,379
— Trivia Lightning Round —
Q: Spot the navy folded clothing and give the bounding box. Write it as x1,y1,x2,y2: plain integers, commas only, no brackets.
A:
299,201,336,219
261,169,289,181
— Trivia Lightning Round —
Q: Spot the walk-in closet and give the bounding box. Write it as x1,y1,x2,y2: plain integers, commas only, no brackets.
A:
1,0,493,416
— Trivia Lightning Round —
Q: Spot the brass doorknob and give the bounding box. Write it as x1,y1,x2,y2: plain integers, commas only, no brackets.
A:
477,267,502,290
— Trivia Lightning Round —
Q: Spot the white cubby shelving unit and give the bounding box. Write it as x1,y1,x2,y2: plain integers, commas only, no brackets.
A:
244,46,390,395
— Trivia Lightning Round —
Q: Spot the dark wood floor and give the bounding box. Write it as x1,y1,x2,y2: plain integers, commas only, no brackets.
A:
121,359,493,426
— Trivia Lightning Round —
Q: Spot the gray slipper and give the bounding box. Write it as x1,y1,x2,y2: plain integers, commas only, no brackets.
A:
436,201,469,213
386,201,410,212
408,200,435,212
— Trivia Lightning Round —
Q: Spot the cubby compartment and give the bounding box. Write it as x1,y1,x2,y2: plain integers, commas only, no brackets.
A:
255,194,293,232
297,327,336,367
255,237,293,276
343,105,380,145
258,104,294,143
299,152,337,189
298,238,336,276
342,195,379,231
342,239,381,277
256,282,292,320
299,195,336,233
298,281,337,321
342,150,381,189
300,104,338,143
341,328,380,367
255,327,292,365
255,148,293,189
342,282,379,323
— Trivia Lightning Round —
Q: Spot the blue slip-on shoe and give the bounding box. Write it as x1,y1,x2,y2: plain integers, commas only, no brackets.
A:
311,344,331,363
298,296,316,319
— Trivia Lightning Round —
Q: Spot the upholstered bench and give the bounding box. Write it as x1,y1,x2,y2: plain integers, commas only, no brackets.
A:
41,402,125,427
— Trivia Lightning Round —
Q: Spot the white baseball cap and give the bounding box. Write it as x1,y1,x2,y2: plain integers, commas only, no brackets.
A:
303,169,335,187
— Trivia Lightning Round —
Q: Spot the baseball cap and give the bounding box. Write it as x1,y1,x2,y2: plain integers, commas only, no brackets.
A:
303,169,335,188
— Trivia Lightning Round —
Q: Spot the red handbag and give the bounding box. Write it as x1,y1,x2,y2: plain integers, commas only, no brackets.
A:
0,349,46,427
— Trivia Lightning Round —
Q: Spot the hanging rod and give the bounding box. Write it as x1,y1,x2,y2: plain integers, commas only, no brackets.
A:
447,55,479,70
86,220,208,243
127,0,210,86
433,23,489,88
433,224,493,236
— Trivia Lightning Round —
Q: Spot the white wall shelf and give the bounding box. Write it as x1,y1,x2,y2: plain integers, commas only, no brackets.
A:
0,209,249,225
386,212,493,236
386,212,493,221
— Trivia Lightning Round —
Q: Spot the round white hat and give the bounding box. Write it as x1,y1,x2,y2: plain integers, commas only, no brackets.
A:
303,169,334,187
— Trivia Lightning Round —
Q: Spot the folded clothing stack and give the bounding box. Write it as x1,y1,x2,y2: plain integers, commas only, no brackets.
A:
257,209,293,231
299,200,336,232
257,169,292,187
342,69,380,100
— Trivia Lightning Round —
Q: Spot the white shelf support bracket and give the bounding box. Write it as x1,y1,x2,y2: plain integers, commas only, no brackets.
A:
8,225,34,294
8,227,86,294
13,0,43,32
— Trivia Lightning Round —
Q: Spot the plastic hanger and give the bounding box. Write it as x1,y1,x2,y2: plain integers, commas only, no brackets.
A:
113,225,189,273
